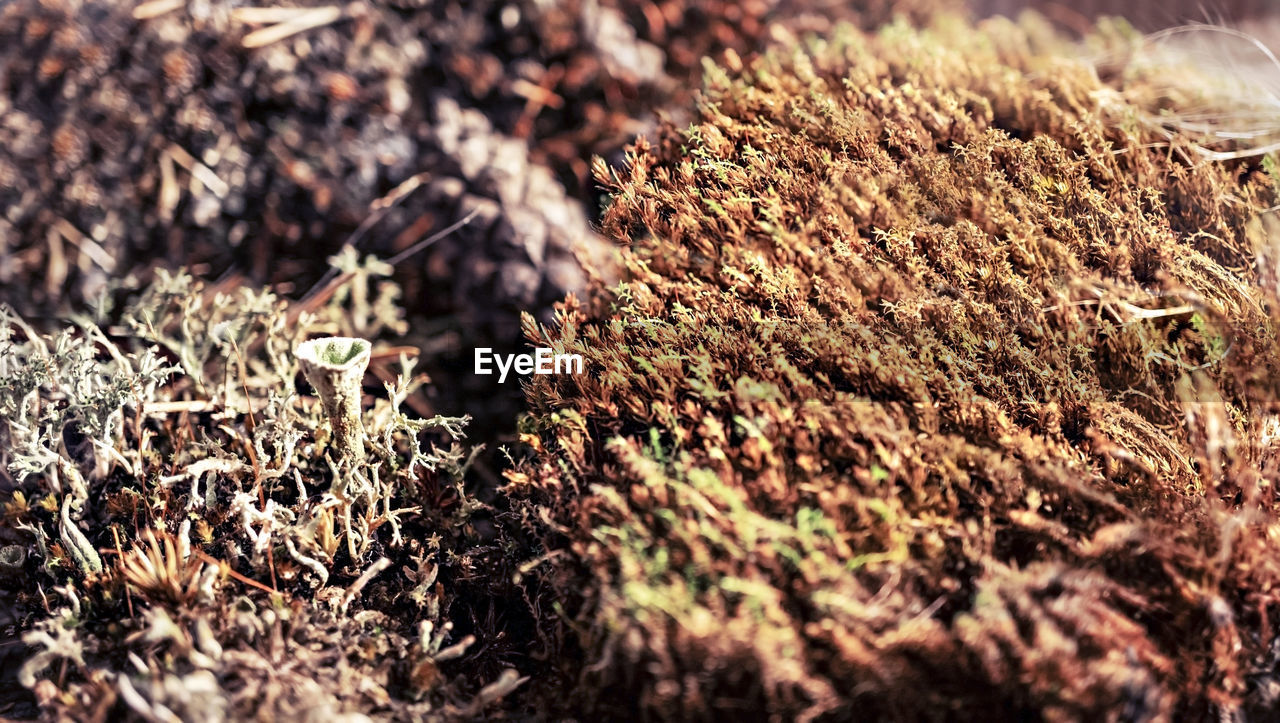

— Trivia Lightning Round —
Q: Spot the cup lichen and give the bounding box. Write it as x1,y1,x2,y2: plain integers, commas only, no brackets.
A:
296,336,372,463
0,544,26,575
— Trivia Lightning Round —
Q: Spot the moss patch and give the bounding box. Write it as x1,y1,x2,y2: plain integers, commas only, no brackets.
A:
513,14,1280,720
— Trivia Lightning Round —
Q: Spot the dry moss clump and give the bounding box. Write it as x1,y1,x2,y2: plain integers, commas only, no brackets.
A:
512,14,1280,720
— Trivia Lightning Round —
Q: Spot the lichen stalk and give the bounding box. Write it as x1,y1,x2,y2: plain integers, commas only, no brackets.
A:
296,337,372,464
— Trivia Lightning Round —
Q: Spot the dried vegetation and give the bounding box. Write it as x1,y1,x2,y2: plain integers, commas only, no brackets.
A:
511,13,1280,721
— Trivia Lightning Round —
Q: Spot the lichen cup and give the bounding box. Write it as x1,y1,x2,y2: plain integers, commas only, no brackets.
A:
296,336,372,463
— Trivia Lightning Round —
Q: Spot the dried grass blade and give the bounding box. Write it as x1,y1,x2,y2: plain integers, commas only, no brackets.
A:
132,0,183,20
166,144,229,198
240,6,343,49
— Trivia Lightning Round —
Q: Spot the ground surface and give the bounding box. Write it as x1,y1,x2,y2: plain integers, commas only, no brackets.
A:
5,0,1280,720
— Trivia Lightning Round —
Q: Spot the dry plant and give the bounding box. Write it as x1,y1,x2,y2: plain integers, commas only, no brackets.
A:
118,529,211,608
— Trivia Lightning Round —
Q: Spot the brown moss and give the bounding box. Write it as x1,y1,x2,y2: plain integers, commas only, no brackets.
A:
513,14,1280,720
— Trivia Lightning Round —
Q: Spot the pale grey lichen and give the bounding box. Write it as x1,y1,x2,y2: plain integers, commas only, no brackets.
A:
0,544,26,574
19,600,86,689
296,336,372,463
0,263,519,721
59,494,101,574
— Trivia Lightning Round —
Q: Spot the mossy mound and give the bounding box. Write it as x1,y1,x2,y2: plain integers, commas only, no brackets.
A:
513,15,1280,720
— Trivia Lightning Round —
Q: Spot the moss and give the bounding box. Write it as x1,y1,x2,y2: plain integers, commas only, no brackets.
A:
513,13,1280,721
